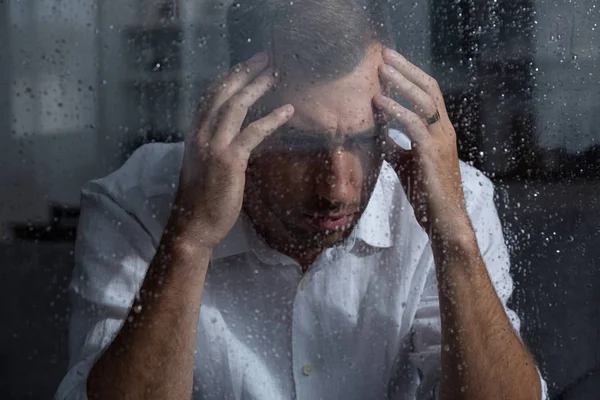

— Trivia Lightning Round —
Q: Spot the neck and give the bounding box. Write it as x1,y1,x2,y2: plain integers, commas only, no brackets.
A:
244,214,324,271
286,246,323,272
263,231,325,272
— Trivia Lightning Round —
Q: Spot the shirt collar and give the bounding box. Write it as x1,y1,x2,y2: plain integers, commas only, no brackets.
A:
211,162,395,262
353,162,394,248
210,215,255,261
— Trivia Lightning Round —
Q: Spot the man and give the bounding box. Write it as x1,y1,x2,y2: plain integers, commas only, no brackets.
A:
56,0,547,399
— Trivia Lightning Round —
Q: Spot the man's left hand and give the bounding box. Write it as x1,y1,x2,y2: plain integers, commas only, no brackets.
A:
374,48,472,241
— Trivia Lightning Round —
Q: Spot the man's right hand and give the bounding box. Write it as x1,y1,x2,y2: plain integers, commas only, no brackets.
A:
86,53,294,400
174,52,294,250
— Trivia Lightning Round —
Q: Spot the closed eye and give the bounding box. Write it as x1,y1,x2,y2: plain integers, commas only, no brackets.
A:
272,129,380,152
278,134,327,150
347,134,380,148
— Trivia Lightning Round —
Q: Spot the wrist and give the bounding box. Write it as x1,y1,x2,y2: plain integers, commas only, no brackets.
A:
168,191,224,251
431,228,484,297
163,207,217,260
140,215,213,302
430,217,478,261
170,218,216,254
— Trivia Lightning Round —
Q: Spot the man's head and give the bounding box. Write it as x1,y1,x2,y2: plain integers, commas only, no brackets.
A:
227,0,394,259
227,0,393,81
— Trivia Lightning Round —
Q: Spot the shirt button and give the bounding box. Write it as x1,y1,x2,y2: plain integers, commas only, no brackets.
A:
302,364,313,376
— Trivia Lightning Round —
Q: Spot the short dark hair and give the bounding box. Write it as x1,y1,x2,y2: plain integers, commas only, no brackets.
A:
226,0,395,81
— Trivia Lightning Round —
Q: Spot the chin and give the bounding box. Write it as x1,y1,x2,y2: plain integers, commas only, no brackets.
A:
286,222,355,250
320,229,353,246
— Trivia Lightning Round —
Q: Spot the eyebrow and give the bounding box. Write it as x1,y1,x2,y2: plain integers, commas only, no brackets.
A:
277,127,379,140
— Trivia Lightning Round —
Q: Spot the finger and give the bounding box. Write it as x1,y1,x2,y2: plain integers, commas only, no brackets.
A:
379,64,437,119
188,52,269,146
382,48,447,113
213,68,277,147
373,94,430,146
231,104,294,156
209,52,270,114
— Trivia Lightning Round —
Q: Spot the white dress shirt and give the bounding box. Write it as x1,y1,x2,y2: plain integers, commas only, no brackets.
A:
55,136,547,399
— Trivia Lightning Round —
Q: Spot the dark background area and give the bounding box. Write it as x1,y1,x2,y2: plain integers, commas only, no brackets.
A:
1,0,599,399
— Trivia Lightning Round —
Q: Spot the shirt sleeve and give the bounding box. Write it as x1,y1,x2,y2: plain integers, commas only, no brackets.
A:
408,177,548,400
54,181,156,400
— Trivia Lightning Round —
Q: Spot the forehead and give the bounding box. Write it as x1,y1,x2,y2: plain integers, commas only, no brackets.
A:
261,45,383,135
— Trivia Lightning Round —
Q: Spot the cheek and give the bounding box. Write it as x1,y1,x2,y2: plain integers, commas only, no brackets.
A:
352,147,383,186
248,153,313,195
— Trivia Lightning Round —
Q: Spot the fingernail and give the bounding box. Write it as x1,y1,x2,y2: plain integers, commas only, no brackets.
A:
384,48,401,60
282,104,294,114
384,65,395,74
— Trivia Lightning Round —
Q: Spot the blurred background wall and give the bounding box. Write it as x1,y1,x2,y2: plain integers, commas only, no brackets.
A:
0,0,598,398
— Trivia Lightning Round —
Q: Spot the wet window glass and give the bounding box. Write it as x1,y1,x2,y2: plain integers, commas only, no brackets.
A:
1,0,598,399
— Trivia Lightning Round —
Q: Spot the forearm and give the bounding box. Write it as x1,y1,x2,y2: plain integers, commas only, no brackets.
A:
87,214,212,400
432,226,540,400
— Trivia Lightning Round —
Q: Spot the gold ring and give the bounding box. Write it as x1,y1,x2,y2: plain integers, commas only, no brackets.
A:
425,109,441,126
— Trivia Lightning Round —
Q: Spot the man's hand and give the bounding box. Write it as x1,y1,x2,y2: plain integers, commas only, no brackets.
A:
375,49,543,399
175,52,294,249
374,48,470,240
87,53,294,400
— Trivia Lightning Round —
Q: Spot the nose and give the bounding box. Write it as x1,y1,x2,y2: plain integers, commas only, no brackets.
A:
315,147,358,207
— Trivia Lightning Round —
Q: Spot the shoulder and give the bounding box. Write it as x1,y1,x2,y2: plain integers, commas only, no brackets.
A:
95,142,184,199
80,143,184,234
84,142,183,200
